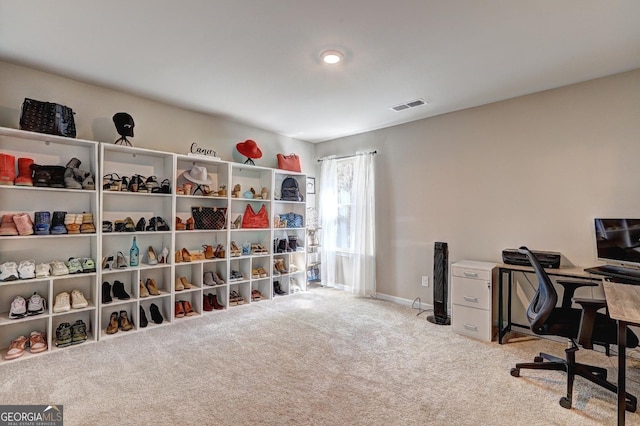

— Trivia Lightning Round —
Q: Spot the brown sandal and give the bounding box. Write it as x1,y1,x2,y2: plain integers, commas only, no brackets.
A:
5,335,29,360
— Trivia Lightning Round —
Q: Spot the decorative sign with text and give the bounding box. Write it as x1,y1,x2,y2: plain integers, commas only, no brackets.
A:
188,142,220,160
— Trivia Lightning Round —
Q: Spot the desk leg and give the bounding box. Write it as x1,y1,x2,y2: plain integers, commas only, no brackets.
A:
498,269,504,344
618,320,627,426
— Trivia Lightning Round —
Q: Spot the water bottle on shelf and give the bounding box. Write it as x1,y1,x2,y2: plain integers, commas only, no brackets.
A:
130,236,139,266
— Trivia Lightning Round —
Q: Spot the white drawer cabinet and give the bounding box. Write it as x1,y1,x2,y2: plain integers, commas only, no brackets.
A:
451,261,497,342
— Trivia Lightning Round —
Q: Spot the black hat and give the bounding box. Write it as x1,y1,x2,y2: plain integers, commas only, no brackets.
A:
113,112,135,137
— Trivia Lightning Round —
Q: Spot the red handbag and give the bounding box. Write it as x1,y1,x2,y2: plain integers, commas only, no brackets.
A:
241,204,269,228
277,153,301,172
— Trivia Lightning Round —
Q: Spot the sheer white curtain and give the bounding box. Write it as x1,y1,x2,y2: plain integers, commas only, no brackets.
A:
319,158,338,288
319,153,376,297
350,153,376,296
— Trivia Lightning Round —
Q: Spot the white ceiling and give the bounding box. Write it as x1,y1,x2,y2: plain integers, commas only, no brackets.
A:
1,1,639,143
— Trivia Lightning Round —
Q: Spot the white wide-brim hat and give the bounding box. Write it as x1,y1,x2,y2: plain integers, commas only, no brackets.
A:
182,165,212,185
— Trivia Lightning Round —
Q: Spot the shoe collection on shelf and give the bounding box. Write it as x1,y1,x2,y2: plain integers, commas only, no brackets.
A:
0,127,308,363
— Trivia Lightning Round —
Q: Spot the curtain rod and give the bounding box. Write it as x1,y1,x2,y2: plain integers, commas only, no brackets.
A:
317,150,377,162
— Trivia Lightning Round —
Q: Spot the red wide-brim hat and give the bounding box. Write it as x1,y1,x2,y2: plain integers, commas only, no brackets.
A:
236,139,263,159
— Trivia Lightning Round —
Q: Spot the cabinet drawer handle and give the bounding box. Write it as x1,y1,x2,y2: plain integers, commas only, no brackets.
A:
463,272,478,278
463,296,478,303
464,324,478,331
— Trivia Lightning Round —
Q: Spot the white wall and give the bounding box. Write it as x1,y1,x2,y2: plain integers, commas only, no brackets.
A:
315,69,640,302
3,60,640,304
0,61,315,173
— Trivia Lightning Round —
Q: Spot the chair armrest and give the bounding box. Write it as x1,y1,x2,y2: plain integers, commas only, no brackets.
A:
557,280,599,308
572,297,607,349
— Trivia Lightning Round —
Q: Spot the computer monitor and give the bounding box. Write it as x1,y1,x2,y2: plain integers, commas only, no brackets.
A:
594,218,640,268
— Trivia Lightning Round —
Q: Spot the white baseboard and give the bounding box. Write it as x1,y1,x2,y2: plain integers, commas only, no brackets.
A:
376,292,434,312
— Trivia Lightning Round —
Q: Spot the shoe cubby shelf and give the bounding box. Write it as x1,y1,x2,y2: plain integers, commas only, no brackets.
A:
0,126,308,364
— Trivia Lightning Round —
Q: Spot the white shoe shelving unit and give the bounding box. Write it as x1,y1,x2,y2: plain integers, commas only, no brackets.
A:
0,127,100,362
99,144,175,338
0,126,307,363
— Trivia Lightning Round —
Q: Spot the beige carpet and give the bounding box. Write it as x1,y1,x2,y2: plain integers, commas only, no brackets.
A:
2,287,640,425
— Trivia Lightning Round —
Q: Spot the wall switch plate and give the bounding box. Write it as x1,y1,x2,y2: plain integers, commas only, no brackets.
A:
421,276,429,287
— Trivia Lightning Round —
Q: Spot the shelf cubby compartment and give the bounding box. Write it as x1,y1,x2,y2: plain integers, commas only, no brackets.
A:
139,298,170,329
176,155,230,197
99,301,139,339
0,316,49,364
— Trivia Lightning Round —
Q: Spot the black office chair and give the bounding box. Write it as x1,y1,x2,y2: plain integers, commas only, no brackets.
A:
510,246,638,412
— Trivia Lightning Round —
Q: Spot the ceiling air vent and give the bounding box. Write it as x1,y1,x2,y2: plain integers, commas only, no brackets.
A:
390,98,427,112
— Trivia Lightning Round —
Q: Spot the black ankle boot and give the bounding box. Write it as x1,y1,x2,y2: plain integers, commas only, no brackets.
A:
139,306,148,328
274,280,286,295
288,235,297,251
112,280,130,300
150,303,163,324
102,281,113,304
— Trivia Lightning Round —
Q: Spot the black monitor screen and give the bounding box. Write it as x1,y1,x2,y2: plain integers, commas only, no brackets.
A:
594,218,640,266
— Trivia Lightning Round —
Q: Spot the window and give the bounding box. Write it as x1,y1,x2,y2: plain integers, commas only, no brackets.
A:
335,158,355,251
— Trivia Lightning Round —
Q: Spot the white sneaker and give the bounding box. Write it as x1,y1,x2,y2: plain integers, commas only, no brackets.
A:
18,259,36,279
0,262,19,281
27,292,46,315
71,289,88,309
50,260,69,276
9,295,27,318
35,263,50,278
53,291,71,313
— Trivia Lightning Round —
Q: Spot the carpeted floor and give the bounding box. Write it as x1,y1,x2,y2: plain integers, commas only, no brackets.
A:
1,287,639,425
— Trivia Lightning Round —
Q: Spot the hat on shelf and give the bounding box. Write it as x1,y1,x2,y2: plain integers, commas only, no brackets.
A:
182,165,212,185
113,112,135,137
236,140,262,159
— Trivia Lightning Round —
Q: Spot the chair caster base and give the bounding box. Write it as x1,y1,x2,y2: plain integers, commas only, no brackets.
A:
534,356,543,363
510,368,520,377
559,397,572,409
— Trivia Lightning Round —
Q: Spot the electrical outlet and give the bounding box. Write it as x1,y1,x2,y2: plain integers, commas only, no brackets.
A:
421,276,429,287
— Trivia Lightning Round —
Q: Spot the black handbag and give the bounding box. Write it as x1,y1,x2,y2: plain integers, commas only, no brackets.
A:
191,206,227,230
19,98,77,138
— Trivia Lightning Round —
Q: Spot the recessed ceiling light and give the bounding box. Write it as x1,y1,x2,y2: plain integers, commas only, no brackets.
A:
321,50,343,64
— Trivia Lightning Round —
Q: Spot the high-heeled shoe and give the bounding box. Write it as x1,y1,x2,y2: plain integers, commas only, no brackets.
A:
230,241,241,257
175,217,186,231
181,248,192,262
175,250,183,263
116,252,128,269
232,215,242,229
102,256,114,270
186,217,195,231
145,278,161,295
139,279,150,298
135,217,146,231
203,244,215,259
146,217,157,231
155,217,170,231
214,244,225,259
147,246,158,265
158,247,169,264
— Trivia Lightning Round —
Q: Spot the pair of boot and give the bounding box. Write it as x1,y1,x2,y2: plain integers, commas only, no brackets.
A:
102,280,130,304
139,305,163,327
62,157,94,190
0,153,34,186
106,311,133,334
273,280,286,296
276,236,298,253
203,293,224,311
0,213,34,236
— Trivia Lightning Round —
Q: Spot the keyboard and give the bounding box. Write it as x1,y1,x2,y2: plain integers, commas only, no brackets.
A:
585,265,640,279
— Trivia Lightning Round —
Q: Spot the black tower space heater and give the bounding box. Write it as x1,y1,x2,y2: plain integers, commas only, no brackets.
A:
427,241,450,325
